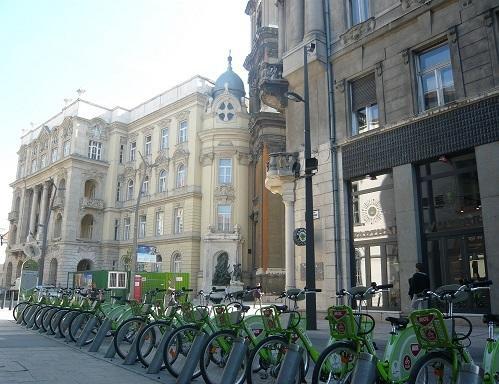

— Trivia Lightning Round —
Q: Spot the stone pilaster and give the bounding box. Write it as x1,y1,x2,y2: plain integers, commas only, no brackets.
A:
37,182,50,241
28,186,40,239
282,182,296,289
304,0,324,38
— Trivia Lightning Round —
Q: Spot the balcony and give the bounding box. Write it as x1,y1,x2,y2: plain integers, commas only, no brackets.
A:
80,197,104,210
258,62,289,113
8,211,18,222
265,152,298,194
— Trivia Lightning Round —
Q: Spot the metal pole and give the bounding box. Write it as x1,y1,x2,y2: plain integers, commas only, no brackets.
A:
38,180,58,285
303,45,317,330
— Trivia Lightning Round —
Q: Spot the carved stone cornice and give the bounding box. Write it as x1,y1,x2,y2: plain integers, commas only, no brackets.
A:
400,0,432,10
80,197,104,210
200,152,214,166
214,184,235,202
340,18,376,45
156,150,170,167
154,118,171,128
60,117,73,139
87,120,108,141
124,166,136,177
174,110,190,122
172,147,189,162
128,132,138,142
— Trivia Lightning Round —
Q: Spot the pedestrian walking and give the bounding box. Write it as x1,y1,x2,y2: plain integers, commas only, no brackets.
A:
409,263,430,309
253,283,262,308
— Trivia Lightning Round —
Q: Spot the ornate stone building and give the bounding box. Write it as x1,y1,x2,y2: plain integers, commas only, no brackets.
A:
252,0,499,313
4,61,251,293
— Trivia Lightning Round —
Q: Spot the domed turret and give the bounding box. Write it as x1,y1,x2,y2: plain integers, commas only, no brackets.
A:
213,54,246,99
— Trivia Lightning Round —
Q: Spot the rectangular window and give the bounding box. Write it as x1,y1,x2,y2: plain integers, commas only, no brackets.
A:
130,141,136,161
51,148,58,163
160,128,169,149
114,219,120,240
108,271,127,289
155,211,164,236
40,154,47,168
116,182,122,202
417,44,455,111
63,140,71,157
218,159,232,184
88,140,102,160
351,73,378,135
119,144,124,164
174,208,184,234
350,0,369,26
178,121,188,143
145,135,152,156
141,177,149,196
139,215,146,238
123,218,130,240
217,205,232,232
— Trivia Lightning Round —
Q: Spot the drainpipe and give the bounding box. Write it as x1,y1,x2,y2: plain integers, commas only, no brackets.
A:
323,0,342,293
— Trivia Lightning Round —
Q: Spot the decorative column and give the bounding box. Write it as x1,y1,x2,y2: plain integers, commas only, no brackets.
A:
276,0,286,57
16,189,26,244
37,182,50,241
282,183,296,289
304,0,324,37
28,186,40,240
288,0,304,48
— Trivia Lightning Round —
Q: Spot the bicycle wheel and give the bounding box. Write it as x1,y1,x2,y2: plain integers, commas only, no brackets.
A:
34,306,53,329
59,310,81,338
311,341,357,384
69,311,101,345
114,317,146,360
162,324,203,379
408,351,453,384
13,301,29,321
136,320,173,367
246,335,302,384
22,304,39,325
42,306,60,333
50,309,69,335
200,330,243,384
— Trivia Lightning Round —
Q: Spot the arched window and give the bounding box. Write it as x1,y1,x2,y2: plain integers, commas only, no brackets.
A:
176,164,185,188
5,262,12,288
80,214,94,239
158,170,167,193
48,258,58,286
54,213,62,238
171,252,182,274
142,176,149,196
76,259,92,271
10,225,17,245
16,260,22,278
127,179,134,200
84,180,96,198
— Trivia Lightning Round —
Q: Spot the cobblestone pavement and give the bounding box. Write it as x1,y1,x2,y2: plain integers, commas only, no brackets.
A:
0,307,489,383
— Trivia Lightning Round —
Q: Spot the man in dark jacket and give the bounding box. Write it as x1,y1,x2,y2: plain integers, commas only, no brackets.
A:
409,263,430,309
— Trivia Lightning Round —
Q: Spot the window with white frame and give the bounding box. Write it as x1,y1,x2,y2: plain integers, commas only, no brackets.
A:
116,181,122,202
127,179,134,200
108,271,127,289
130,141,136,161
178,121,188,143
63,140,71,157
139,215,146,238
174,208,183,234
155,211,164,236
351,73,379,135
417,44,455,111
160,128,168,149
350,0,369,26
31,159,37,173
119,144,124,164
114,219,120,240
176,164,186,188
40,154,47,168
123,217,130,240
51,148,58,163
172,253,182,273
88,140,102,160
141,176,149,196
217,205,232,232
218,159,232,184
145,135,152,156
158,170,167,192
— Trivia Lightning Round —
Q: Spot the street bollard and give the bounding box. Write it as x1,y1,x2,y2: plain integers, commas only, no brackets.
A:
146,325,173,374
88,318,112,352
276,343,303,384
456,363,483,384
1,290,6,309
220,337,248,384
104,336,117,358
9,294,14,311
176,332,208,384
75,315,96,347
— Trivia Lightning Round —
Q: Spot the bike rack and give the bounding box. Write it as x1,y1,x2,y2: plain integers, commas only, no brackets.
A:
146,325,173,374
76,316,97,347
104,336,117,358
25,306,38,328
220,337,248,384
123,328,143,365
88,318,112,352
276,343,303,384
176,332,208,384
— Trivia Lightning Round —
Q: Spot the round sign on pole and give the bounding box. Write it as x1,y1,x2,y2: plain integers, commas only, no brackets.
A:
293,228,307,246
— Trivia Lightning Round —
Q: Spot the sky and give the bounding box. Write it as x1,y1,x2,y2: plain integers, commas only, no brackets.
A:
0,0,251,263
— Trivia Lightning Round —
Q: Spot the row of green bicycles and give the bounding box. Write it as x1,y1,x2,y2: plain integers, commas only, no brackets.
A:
11,280,499,384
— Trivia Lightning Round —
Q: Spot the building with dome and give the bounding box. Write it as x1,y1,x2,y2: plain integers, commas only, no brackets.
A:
4,59,251,293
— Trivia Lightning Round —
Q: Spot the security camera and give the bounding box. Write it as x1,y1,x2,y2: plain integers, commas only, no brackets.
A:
307,42,316,53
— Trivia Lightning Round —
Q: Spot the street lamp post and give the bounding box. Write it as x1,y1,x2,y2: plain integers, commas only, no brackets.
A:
286,43,317,330
38,179,58,286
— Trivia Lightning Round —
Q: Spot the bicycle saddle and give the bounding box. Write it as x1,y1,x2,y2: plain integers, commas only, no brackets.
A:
275,304,288,312
286,289,305,301
483,313,499,325
240,305,251,312
385,316,409,329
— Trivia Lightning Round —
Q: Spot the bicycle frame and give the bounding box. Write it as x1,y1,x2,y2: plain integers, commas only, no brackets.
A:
482,319,499,383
